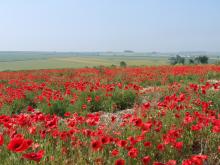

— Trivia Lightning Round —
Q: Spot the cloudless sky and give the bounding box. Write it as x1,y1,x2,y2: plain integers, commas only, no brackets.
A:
0,0,220,52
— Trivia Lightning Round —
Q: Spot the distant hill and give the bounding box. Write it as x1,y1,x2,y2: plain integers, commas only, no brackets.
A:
124,50,134,53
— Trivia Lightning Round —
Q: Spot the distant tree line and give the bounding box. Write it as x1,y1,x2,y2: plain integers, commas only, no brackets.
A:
169,55,185,65
169,55,209,65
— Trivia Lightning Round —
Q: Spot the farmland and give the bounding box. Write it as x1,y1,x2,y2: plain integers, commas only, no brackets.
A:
0,65,220,164
0,51,171,71
0,56,168,71
0,51,219,71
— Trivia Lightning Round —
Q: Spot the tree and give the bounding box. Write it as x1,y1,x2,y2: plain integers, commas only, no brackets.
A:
189,58,194,64
120,61,127,67
200,56,209,64
110,64,116,68
169,57,178,65
195,56,209,64
169,55,185,65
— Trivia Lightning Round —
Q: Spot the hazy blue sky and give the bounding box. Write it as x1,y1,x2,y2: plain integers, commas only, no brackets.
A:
0,0,219,52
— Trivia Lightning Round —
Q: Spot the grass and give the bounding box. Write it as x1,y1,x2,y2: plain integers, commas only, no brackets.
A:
0,55,169,71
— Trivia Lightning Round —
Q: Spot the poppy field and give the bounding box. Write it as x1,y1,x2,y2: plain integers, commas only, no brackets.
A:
0,65,220,165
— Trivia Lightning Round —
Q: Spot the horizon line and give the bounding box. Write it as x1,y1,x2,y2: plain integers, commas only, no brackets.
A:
0,50,219,53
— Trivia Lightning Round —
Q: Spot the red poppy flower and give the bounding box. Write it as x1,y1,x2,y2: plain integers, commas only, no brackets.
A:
166,160,176,165
87,96,92,103
27,106,35,112
101,136,110,144
95,96,100,102
191,155,208,165
142,102,150,110
114,158,125,165
142,156,151,165
22,150,44,162
111,116,116,122
0,134,4,146
28,126,36,135
157,144,165,152
64,112,71,117
7,137,32,153
117,140,127,148
128,147,138,158
174,142,183,151
91,140,102,151
132,118,143,127
182,159,192,165
111,149,119,156
144,141,152,147
153,162,165,165
212,126,220,133
142,122,152,132
82,104,87,109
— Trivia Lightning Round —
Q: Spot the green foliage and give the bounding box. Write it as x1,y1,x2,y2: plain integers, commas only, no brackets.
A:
110,64,116,68
169,55,185,65
189,58,195,64
112,89,137,111
33,88,138,116
195,56,209,64
44,100,70,117
168,75,199,84
25,91,37,108
8,100,26,115
120,61,127,67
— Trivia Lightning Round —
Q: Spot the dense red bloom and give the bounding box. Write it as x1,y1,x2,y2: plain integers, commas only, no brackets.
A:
95,96,100,102
132,118,143,127
22,150,44,162
82,104,87,109
142,122,152,132
0,134,4,146
144,141,152,147
175,113,180,118
27,106,35,112
142,156,151,165
114,158,125,165
191,155,208,165
157,144,165,151
174,142,183,151
111,149,119,156
183,114,194,125
0,66,220,164
153,162,165,165
183,155,208,165
100,136,110,144
28,126,36,135
128,147,138,158
117,140,127,147
142,102,150,110
212,126,220,133
7,137,32,152
91,140,102,151
64,112,71,117
182,159,193,165
111,115,116,122
191,124,203,131
166,160,176,165
87,96,92,103
127,136,138,145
